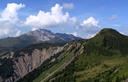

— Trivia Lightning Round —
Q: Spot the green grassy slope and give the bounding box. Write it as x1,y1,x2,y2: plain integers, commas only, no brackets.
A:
33,42,83,82
18,28,128,82
44,28,128,82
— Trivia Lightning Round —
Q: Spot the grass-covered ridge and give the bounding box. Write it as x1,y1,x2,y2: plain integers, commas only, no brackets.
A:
44,28,128,82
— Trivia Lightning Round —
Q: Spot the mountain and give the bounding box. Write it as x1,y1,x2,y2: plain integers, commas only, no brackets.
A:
85,28,128,55
0,29,81,82
1,28,128,82
21,29,81,43
0,42,64,82
0,29,81,51
17,28,128,82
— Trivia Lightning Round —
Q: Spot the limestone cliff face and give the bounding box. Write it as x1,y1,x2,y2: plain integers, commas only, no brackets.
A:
4,46,63,82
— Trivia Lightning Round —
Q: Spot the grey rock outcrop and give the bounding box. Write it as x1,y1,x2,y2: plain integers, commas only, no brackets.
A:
2,46,63,82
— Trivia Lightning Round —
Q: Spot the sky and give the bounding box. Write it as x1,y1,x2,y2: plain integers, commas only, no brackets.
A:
0,0,128,38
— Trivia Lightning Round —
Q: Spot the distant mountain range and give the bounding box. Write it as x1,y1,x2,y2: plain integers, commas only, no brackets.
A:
1,28,128,82
0,29,81,50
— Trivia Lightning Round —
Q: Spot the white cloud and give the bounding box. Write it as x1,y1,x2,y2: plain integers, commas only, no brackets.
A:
81,17,99,27
80,17,100,33
0,27,10,36
0,3,25,22
0,3,25,38
25,4,76,29
0,22,21,38
15,30,21,36
84,33,96,39
70,32,78,36
80,17,100,38
63,3,74,9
